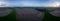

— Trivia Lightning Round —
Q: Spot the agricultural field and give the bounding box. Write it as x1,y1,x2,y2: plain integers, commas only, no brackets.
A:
0,7,60,21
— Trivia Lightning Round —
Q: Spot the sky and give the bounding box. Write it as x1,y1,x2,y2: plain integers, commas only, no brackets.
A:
0,0,60,7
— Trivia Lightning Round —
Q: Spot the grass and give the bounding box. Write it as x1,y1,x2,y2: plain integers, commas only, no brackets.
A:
0,8,16,21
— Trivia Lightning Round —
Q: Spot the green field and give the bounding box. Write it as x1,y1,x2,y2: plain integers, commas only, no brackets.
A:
0,8,16,21
0,7,60,21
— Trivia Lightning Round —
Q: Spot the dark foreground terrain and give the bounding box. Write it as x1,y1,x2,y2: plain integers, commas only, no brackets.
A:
0,7,60,21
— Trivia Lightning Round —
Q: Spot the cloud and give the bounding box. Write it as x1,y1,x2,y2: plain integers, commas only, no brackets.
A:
0,1,10,7
42,2,60,7
0,0,60,7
